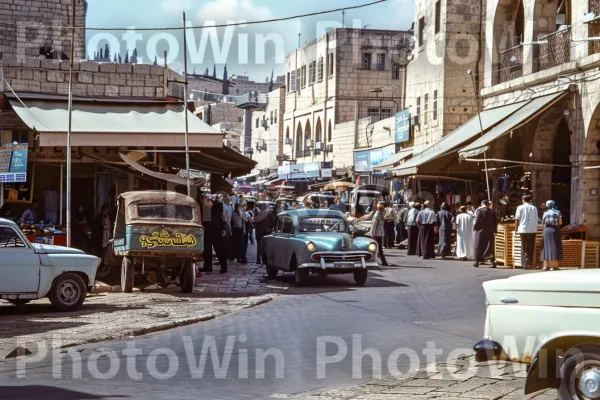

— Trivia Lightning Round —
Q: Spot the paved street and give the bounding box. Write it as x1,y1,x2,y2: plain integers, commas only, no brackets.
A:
0,245,541,400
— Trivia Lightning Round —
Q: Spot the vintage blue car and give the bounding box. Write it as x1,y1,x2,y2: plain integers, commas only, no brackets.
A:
261,209,379,286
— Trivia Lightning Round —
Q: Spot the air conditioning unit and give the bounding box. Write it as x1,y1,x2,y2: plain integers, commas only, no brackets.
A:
315,141,323,150
305,139,313,148
285,138,292,145
244,147,254,155
277,154,290,161
412,115,420,125
261,120,269,129
326,144,334,152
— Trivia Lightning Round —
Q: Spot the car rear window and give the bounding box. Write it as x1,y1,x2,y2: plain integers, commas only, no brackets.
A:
299,217,346,232
137,204,194,221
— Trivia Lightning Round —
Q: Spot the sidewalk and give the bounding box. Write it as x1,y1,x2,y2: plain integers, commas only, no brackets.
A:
302,358,558,400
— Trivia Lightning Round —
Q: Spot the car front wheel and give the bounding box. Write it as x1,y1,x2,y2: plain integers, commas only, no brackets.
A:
354,270,368,286
121,257,134,293
559,345,600,400
49,273,86,312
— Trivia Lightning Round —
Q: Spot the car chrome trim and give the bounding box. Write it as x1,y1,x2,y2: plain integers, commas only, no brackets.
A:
298,262,378,269
500,297,519,304
311,251,373,262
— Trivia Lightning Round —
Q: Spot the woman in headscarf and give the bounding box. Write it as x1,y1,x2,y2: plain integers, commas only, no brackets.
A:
541,200,563,271
436,202,453,259
455,206,474,261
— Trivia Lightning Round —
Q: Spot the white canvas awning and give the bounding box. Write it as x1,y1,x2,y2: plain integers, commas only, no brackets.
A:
458,91,568,158
9,98,223,148
392,100,528,177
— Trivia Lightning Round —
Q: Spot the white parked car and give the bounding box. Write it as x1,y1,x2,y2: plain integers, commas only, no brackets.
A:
0,218,100,311
474,270,600,400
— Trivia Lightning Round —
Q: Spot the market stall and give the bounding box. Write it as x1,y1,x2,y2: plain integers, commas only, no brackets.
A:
22,223,67,246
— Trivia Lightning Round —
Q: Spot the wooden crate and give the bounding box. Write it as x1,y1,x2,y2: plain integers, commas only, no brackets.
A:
496,224,515,267
512,228,544,269
560,240,584,268
583,241,600,269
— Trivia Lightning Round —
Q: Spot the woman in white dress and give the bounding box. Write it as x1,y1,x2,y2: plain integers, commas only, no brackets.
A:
455,206,474,261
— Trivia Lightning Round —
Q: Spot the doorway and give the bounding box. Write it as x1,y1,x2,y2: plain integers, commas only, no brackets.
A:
551,118,571,225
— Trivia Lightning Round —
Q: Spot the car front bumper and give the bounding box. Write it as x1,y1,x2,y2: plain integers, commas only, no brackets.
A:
473,339,505,362
298,258,378,270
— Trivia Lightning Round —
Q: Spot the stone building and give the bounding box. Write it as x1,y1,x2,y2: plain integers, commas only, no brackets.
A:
188,74,232,100
283,28,411,174
0,0,87,61
405,0,485,150
230,75,284,96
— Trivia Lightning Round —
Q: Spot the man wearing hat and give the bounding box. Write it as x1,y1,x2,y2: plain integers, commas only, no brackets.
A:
406,202,419,255
369,201,389,266
201,195,228,274
473,199,498,268
416,200,436,260
515,194,538,269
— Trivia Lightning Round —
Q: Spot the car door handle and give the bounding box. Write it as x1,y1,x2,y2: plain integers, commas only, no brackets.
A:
500,297,519,304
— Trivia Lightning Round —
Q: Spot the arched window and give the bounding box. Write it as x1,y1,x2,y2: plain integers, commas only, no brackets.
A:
296,123,303,154
256,118,259,128
285,127,290,140
305,120,312,149
315,118,322,144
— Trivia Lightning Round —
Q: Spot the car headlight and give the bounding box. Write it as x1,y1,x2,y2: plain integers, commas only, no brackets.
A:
368,242,377,253
307,242,317,252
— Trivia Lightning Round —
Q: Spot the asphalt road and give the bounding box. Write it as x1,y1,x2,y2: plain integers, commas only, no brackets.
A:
0,248,525,400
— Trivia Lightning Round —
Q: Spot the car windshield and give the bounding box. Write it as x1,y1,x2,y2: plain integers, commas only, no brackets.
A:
299,217,347,232
136,204,194,221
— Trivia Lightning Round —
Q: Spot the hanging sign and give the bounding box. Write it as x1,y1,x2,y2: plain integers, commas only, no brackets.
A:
0,143,27,183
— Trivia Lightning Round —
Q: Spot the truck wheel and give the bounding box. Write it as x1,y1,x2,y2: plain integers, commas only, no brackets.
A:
7,299,30,307
180,260,196,294
121,257,135,293
559,345,600,400
354,270,368,286
49,273,86,312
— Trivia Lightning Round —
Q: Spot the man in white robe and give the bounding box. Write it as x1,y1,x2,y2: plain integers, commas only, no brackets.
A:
455,205,474,260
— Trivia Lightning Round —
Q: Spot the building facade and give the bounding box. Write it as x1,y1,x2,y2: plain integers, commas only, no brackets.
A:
230,75,284,96
283,28,411,174
0,0,87,61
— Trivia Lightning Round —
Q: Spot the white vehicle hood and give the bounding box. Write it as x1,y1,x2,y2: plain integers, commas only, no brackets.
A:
32,243,85,255
484,269,600,308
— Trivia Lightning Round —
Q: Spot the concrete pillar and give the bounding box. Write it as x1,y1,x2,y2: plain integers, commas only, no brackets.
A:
243,109,253,154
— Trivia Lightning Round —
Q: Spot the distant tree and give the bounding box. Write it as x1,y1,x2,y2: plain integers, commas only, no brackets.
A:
223,64,228,81
212,64,216,78
99,48,103,60
153,55,158,66
269,69,274,92
204,67,209,76
118,53,122,64
104,43,110,60
124,49,130,64
93,51,97,61
113,53,117,63
131,48,138,64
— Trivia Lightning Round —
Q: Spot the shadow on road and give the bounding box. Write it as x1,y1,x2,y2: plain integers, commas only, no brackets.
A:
0,385,129,400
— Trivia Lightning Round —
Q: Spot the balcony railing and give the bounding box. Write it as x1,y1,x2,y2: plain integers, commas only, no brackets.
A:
589,0,600,54
538,26,572,71
295,150,313,159
499,45,524,83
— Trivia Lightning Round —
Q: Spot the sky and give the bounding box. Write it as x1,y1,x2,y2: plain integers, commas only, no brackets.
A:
85,0,414,82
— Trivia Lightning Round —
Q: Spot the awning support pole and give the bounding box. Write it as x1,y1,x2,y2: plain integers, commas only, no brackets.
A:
66,0,76,247
182,12,191,196
469,72,491,203
59,162,63,225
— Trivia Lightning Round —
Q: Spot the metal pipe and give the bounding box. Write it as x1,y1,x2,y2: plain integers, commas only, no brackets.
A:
66,0,76,247
182,13,191,196
463,157,572,168
468,71,492,202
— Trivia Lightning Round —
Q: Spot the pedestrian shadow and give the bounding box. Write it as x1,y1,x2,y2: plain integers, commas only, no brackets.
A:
0,385,128,399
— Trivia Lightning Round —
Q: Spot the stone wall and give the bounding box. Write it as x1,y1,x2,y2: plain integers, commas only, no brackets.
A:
0,55,185,99
0,0,87,61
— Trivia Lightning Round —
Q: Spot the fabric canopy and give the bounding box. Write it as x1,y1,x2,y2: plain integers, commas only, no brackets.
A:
165,147,257,178
392,100,528,176
373,148,414,170
458,91,567,158
9,97,223,148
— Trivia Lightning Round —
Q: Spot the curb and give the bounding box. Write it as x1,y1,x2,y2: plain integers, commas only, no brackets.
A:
242,296,274,309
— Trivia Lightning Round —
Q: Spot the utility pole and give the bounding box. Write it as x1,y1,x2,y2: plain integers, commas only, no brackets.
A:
468,70,491,202
298,32,301,48
342,10,346,27
183,12,191,195
66,0,76,247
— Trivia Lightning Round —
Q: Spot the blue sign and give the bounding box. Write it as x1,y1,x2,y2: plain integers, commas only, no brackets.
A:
278,162,320,180
395,110,410,143
354,145,396,172
354,151,371,172
0,143,27,183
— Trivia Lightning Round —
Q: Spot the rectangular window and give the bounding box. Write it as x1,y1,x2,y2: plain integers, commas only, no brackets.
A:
328,53,334,77
418,17,425,46
137,204,193,221
435,1,441,34
392,63,402,80
301,65,307,88
376,54,385,71
270,111,274,124
274,110,278,124
363,53,372,70
367,108,392,120
290,70,296,91
433,90,438,121
416,97,421,122
317,57,324,82
308,61,316,84
286,72,290,91
424,93,429,124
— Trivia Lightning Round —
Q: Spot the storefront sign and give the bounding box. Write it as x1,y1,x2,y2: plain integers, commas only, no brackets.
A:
0,143,27,183
140,231,198,249
395,109,410,143
354,145,396,172
278,162,320,180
